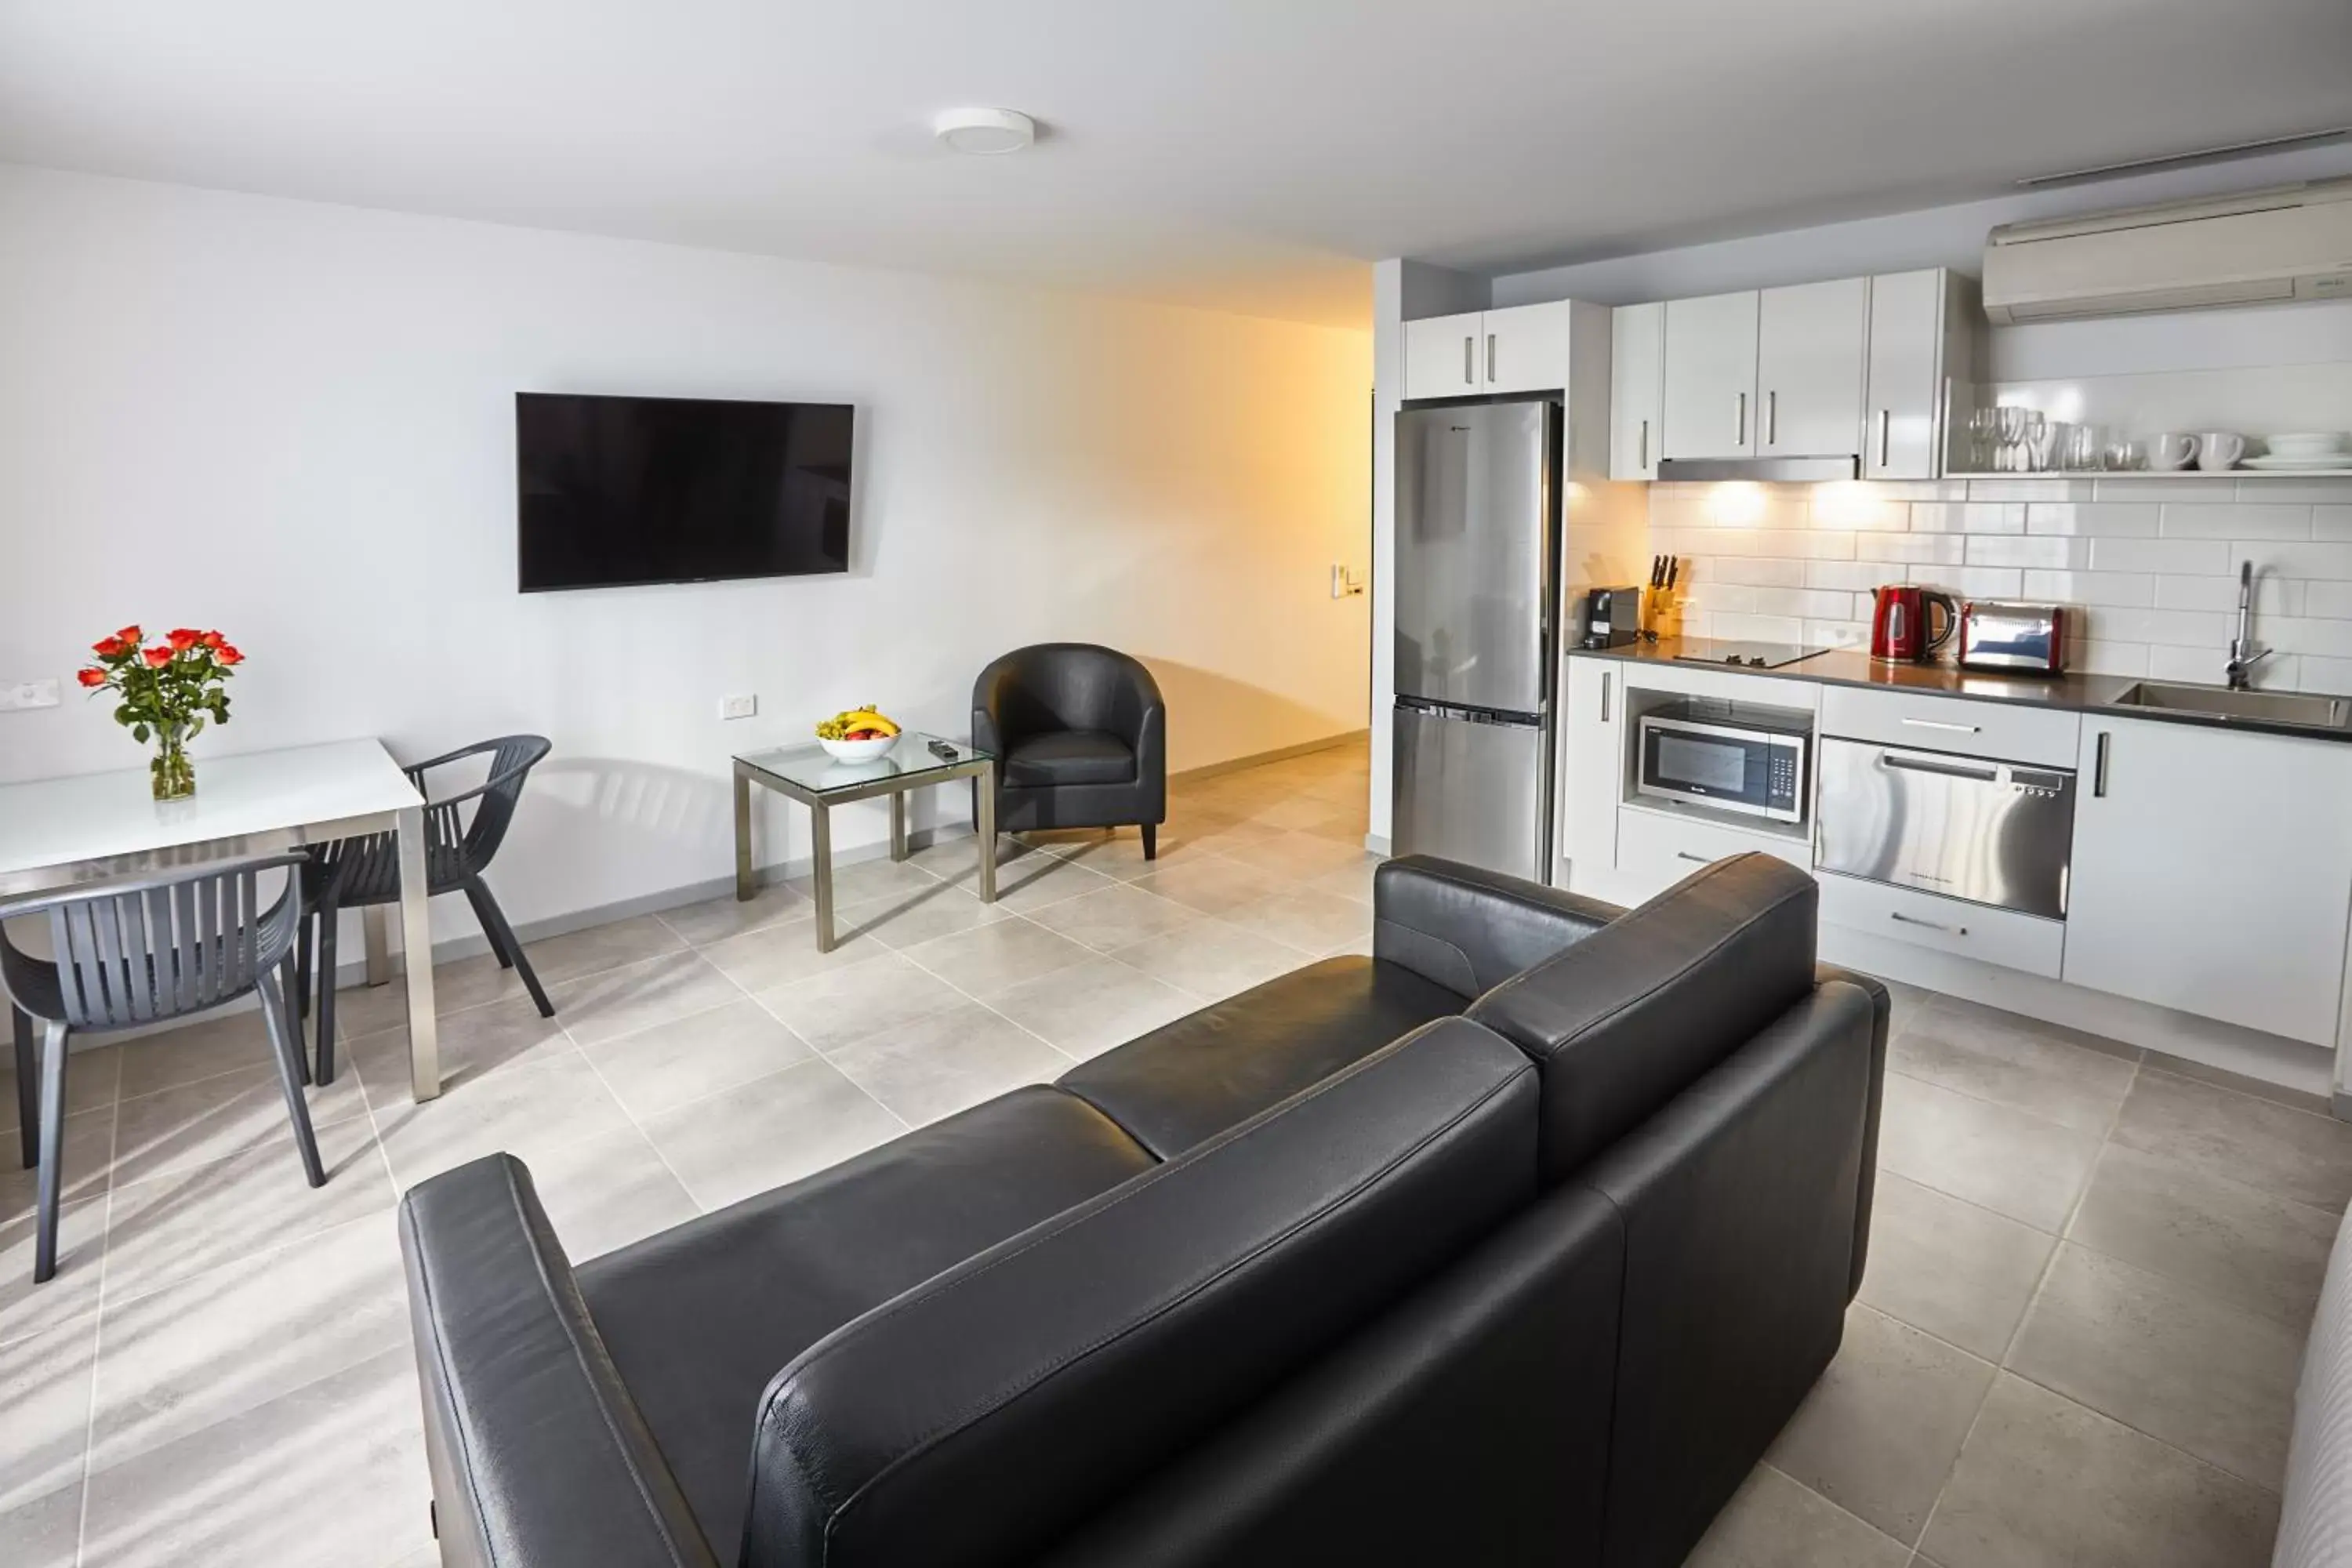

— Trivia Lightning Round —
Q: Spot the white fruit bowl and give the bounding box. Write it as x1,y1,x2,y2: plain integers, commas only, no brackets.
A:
818,735,897,763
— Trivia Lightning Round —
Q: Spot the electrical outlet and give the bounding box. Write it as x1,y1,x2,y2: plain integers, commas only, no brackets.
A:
1330,564,1366,599
720,693,757,721
0,678,60,712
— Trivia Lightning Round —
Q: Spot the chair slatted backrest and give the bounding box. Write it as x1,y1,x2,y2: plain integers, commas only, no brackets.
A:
30,855,303,1029
448,735,550,872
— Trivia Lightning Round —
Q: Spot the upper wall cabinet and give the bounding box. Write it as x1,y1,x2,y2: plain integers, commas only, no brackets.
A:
1661,292,1760,460
1864,268,1979,481
1756,278,1868,458
1403,300,1577,401
1610,303,1664,481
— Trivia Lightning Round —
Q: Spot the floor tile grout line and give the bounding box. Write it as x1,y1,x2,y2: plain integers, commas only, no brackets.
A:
1755,1459,1916,1557
71,1059,126,1567
559,1014,735,1218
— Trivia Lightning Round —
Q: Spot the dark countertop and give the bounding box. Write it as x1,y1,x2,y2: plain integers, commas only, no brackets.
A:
1568,637,2352,743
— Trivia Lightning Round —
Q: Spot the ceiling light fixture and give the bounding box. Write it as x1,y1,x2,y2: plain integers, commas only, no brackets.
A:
933,107,1036,157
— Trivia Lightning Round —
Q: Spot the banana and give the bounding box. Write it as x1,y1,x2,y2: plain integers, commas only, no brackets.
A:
815,706,901,740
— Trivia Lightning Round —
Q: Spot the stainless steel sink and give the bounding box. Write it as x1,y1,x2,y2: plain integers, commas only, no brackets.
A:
2104,681,2352,730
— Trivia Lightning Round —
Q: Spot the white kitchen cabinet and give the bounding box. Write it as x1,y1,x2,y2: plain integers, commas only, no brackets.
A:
1403,301,1577,401
1610,302,1664,481
1616,804,1811,905
2064,717,2352,1047
1755,278,1867,459
1559,657,1623,894
1483,301,1576,397
1863,269,1978,480
1403,310,1485,401
1661,292,1760,460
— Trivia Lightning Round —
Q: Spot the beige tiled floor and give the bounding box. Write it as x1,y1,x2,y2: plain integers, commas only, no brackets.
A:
0,733,2340,1566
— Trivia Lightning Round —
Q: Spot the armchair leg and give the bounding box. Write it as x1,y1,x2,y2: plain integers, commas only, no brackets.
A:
13,1007,34,1171
1142,823,1157,861
32,1020,70,1283
468,880,554,1019
258,966,326,1189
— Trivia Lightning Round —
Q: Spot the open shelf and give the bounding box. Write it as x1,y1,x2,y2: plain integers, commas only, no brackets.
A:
1944,469,2352,481
1618,796,1813,846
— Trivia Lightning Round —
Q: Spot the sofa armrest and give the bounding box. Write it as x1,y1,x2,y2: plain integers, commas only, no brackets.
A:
1372,855,1621,999
1817,964,1890,1299
398,1154,720,1568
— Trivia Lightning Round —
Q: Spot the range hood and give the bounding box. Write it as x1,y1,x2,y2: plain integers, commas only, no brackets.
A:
1654,456,1860,482
1983,178,2352,324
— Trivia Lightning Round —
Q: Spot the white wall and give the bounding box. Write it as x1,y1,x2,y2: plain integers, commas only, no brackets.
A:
0,165,1373,942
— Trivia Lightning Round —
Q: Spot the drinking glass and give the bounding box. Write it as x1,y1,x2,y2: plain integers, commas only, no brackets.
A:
1967,408,2002,472
2104,432,2143,471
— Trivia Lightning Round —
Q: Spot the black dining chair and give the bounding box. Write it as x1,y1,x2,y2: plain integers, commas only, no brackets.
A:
973,644,1167,858
1,853,324,1283
298,735,553,1083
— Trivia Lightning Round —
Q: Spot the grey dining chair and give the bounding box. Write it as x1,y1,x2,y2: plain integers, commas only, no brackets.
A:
1,853,325,1283
297,735,554,1085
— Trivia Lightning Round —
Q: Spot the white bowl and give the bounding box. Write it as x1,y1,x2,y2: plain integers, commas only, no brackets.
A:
818,735,897,763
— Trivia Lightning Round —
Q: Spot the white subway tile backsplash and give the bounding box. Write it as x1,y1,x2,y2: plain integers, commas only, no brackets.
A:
1854,532,1965,564
1913,503,2024,534
1750,586,1864,621
1965,479,2095,503
2239,543,2352,580
2152,573,2303,615
2158,503,2314,540
1639,485,2352,693
1917,566,2025,599
1965,535,2089,569
2070,640,2151,677
2086,537,2232,575
2024,503,2159,537
2075,607,2230,648
2020,570,2155,608
1699,556,1808,587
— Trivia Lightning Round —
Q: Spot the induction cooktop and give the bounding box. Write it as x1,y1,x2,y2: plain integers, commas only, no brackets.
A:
1669,639,1833,670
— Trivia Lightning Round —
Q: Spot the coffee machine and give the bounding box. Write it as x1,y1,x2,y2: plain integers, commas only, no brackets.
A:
1581,585,1642,649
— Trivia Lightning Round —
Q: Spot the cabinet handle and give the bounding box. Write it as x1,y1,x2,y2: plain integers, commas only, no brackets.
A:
1599,672,1610,723
1766,390,1778,446
1464,336,1475,386
1639,418,1650,470
1878,408,1893,467
1890,911,1969,936
1735,392,1748,447
1675,851,1713,865
2093,731,2111,797
1487,333,1497,383
1900,717,1980,733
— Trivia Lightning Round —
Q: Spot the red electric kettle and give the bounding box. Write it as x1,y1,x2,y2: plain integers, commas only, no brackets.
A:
1870,586,1958,662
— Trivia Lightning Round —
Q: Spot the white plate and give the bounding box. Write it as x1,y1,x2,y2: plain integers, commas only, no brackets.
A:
2243,454,2352,471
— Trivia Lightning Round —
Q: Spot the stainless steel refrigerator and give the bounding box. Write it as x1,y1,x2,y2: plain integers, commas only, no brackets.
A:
1392,399,1559,881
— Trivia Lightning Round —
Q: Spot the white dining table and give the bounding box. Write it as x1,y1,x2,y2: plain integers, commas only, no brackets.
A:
0,738,442,1100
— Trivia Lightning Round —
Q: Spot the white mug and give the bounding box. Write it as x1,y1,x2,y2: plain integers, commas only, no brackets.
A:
2151,433,2199,471
2196,432,2246,471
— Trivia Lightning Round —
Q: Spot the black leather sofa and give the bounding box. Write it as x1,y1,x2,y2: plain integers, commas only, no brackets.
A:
972,643,1167,858
397,851,1886,1568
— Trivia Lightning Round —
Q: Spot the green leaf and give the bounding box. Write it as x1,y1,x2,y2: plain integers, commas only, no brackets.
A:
187,715,205,737
132,724,149,743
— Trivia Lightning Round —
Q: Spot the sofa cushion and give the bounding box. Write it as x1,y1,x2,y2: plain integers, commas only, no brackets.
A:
1004,730,1137,788
1058,955,1467,1158
1464,852,1817,1181
739,1016,1541,1568
575,1085,1156,1552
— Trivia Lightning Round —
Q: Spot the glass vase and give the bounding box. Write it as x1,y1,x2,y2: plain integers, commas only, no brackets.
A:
151,729,195,800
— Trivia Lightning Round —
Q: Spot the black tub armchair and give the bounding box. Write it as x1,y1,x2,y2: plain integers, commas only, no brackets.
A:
973,644,1167,858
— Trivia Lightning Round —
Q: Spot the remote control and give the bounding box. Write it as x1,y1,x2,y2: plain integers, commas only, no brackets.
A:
928,740,958,760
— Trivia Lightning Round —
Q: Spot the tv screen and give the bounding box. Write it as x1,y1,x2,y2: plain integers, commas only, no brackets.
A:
516,392,855,592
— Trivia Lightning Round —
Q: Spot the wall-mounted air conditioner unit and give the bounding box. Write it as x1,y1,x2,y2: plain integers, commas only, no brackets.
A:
1983,178,2352,324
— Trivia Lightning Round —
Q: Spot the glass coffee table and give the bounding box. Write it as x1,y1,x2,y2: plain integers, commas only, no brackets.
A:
731,733,997,952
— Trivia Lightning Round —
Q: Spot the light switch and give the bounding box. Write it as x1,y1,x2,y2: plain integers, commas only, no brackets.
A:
0,679,60,712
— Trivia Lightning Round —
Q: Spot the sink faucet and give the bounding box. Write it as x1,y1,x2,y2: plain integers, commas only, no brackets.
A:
2226,559,2271,691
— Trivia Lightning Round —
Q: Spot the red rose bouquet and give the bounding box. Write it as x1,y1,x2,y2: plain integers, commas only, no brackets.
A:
80,625,243,799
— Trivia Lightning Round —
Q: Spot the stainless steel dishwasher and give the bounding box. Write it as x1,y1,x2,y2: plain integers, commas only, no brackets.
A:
1814,737,2076,919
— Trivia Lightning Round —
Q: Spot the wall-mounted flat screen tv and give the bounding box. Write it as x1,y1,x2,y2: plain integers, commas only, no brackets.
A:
516,392,855,592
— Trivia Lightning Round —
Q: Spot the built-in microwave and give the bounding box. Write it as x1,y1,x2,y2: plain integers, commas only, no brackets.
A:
1635,702,1810,824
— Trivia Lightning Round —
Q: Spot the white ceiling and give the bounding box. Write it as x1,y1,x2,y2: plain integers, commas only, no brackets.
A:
2,0,2348,328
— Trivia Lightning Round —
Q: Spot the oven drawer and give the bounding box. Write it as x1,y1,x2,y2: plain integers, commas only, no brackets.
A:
1820,686,2079,768
1817,871,2065,978
1616,803,1810,903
